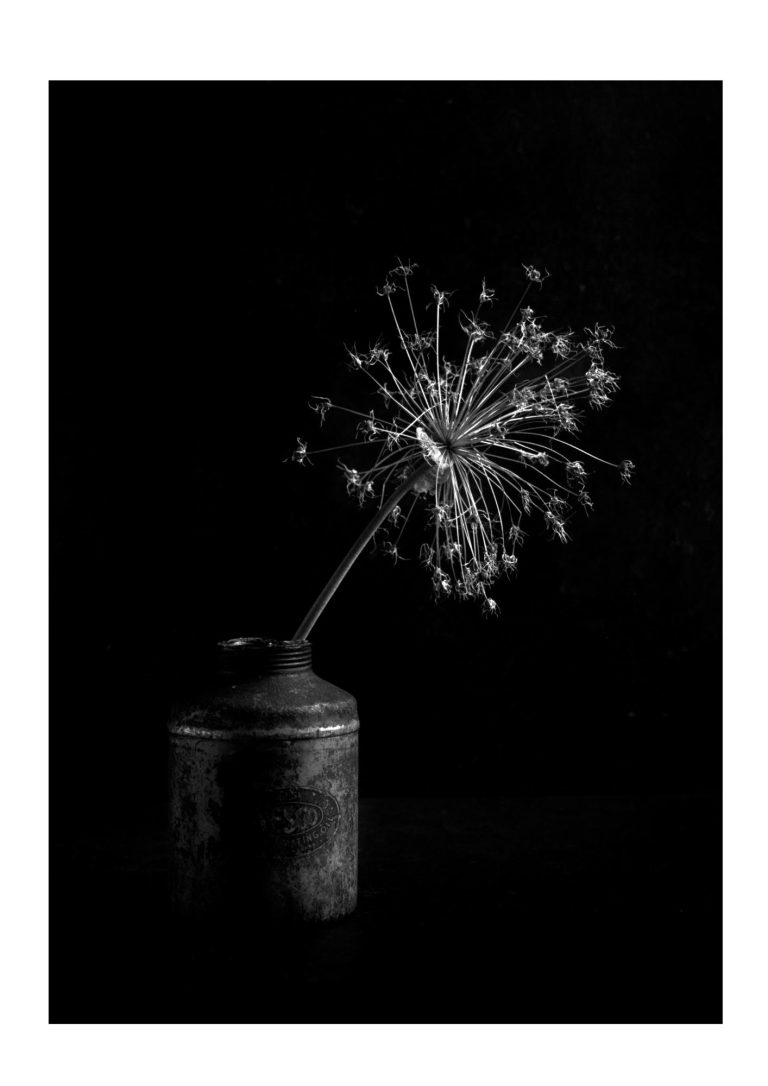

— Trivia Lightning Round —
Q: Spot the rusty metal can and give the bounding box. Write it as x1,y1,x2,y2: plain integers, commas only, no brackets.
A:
168,637,358,922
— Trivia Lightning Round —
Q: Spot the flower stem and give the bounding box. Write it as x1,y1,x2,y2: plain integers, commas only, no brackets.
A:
292,464,431,641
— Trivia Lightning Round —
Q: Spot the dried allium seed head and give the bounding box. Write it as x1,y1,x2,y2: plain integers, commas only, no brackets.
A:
295,264,633,613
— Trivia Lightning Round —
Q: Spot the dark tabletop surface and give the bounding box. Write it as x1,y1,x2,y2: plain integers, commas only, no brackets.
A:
50,794,721,1024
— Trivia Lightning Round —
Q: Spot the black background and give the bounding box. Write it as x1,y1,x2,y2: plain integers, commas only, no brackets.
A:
51,81,721,1023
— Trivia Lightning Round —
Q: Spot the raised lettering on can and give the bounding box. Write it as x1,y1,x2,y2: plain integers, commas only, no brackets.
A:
256,786,341,857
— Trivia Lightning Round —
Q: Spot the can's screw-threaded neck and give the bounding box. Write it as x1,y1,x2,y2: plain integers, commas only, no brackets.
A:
217,637,312,676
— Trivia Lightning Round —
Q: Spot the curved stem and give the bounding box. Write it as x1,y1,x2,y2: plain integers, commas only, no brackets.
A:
292,464,431,641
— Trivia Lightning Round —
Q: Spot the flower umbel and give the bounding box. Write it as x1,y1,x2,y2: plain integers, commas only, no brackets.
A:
292,262,632,637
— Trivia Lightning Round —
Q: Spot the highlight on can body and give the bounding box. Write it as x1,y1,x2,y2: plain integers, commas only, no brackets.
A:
291,261,634,640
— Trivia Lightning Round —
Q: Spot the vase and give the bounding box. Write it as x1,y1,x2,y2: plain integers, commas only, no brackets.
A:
168,637,359,922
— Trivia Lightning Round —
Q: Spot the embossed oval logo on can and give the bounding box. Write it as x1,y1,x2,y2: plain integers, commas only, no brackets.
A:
258,787,340,857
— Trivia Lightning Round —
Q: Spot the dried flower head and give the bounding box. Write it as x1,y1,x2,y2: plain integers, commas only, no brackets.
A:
294,261,633,618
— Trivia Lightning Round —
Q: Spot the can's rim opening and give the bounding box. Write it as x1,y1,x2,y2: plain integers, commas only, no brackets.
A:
220,637,310,650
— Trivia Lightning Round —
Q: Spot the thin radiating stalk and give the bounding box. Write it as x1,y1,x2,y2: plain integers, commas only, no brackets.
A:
293,464,432,641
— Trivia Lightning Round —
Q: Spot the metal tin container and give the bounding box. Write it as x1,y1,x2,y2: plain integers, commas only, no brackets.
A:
168,637,359,922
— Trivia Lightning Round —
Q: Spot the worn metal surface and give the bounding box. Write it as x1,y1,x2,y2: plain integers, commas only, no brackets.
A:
168,639,359,922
